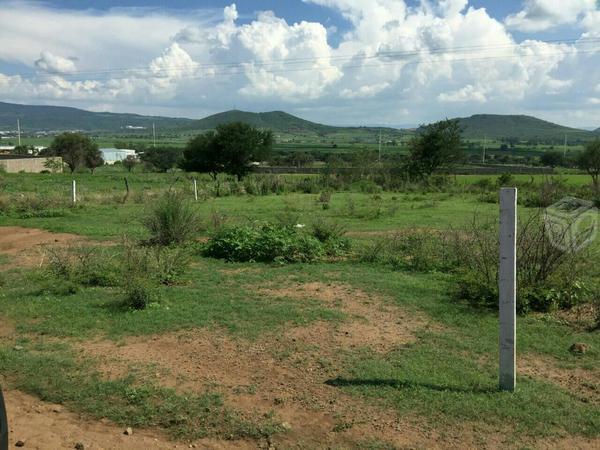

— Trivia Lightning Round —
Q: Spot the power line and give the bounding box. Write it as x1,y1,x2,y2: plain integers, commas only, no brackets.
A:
12,37,600,83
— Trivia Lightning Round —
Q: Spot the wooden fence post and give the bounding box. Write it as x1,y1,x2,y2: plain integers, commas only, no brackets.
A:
499,187,517,392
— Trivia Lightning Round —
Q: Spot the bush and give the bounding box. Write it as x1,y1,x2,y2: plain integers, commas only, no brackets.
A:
204,223,324,263
310,218,351,256
123,277,159,310
44,246,120,287
357,230,460,272
452,212,597,314
143,190,200,245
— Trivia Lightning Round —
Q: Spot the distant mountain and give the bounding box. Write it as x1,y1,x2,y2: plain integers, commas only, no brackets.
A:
456,114,593,141
0,101,194,132
191,109,405,136
0,101,595,142
193,110,339,134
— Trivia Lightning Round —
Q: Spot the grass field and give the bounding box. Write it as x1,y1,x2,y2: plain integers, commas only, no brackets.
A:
0,168,598,448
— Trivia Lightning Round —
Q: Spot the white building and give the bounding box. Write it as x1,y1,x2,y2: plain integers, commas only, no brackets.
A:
100,148,137,165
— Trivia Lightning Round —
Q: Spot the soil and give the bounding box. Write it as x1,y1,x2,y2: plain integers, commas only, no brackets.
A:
0,226,90,268
520,354,600,404
3,389,256,450
2,227,599,448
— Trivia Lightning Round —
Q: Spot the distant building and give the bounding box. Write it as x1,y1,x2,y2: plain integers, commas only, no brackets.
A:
100,148,137,165
0,155,62,173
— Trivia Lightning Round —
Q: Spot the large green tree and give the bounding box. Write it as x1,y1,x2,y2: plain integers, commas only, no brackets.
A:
181,122,273,180
140,147,183,172
408,119,463,179
46,132,101,173
577,138,600,187
180,131,222,180
540,151,565,168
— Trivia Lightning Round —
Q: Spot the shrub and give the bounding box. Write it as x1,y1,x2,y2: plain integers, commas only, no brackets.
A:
123,277,158,310
310,218,351,256
357,230,460,272
452,212,597,313
44,246,120,287
143,191,200,245
204,223,324,263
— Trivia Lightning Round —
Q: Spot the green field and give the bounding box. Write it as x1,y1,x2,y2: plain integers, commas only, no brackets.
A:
0,168,599,448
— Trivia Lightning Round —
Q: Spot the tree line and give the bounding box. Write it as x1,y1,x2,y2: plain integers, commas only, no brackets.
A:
40,120,600,188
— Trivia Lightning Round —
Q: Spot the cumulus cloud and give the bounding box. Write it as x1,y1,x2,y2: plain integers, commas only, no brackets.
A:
34,51,77,74
438,84,487,103
505,0,597,32
0,1,598,127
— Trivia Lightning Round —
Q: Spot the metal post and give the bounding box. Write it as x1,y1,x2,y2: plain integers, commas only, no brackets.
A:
72,180,77,205
499,187,517,392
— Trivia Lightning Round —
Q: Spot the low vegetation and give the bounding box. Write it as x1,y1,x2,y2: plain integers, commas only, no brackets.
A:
1,166,599,447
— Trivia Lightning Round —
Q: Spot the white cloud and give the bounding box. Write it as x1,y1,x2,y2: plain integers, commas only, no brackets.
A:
438,84,487,103
0,1,598,127
340,82,390,99
505,0,597,32
34,51,77,74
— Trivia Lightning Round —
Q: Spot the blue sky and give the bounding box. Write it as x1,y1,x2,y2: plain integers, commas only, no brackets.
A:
0,0,598,127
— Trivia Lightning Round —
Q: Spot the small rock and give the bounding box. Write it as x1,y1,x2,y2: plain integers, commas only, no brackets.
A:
74,443,85,450
124,427,133,436
570,343,588,354
280,421,292,431
15,441,25,447
52,406,63,413
13,345,23,351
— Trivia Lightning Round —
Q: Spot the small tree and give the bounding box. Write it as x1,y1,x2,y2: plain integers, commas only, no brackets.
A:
408,119,463,180
122,155,137,172
540,151,565,168
215,122,273,181
577,138,600,187
85,147,104,174
180,132,221,180
46,132,99,174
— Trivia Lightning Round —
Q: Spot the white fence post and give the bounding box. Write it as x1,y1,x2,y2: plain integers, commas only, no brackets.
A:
499,187,517,392
193,178,198,201
72,180,77,205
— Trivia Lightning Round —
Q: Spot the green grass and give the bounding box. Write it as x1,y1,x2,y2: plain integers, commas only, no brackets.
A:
0,343,280,440
1,170,599,445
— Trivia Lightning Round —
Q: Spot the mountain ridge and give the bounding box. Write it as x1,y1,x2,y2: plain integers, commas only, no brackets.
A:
0,101,595,141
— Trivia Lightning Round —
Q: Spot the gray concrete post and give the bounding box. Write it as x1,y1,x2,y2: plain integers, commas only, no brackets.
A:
499,187,517,392
72,180,77,205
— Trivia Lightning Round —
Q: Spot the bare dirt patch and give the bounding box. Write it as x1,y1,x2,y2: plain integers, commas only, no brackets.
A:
260,281,438,352
74,282,449,448
520,354,600,404
0,226,89,268
3,389,256,450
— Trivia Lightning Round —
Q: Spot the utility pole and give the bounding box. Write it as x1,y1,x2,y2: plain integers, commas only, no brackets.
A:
17,119,21,146
482,135,487,164
378,129,382,164
152,123,156,148
563,134,567,158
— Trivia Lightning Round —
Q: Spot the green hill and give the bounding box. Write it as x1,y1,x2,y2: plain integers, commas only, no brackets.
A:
0,101,194,132
193,110,339,134
457,114,593,141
